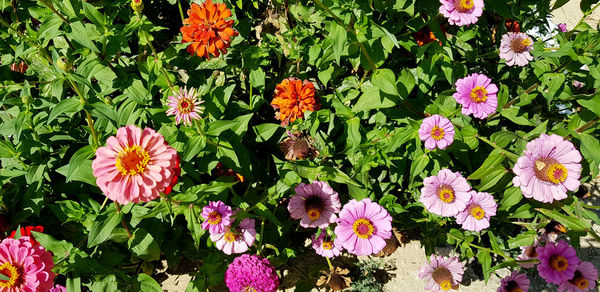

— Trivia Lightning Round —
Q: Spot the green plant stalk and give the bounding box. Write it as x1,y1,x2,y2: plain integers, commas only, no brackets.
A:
447,233,511,259
39,0,70,24
572,2,600,32
475,134,520,161
257,219,265,255
325,256,334,271
115,202,133,238
177,0,185,24
67,79,100,148
145,34,175,90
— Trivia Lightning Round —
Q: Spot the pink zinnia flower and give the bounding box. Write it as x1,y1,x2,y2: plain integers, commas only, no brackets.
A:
50,285,67,292
558,23,568,33
419,254,464,291
334,198,392,256
210,218,256,255
517,242,540,268
439,0,484,26
420,169,472,217
558,261,598,292
92,125,179,205
225,254,279,292
499,32,534,67
513,134,582,203
288,181,341,229
201,201,233,234
497,271,530,292
0,236,55,292
455,191,497,232
311,232,342,258
453,73,498,119
166,86,204,126
536,240,581,285
418,115,455,150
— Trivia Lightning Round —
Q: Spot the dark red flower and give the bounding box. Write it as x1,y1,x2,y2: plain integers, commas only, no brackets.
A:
9,225,44,245
164,155,181,195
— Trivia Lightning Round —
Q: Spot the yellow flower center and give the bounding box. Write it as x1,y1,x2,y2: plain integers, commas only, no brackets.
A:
430,125,445,141
177,97,195,114
115,145,150,176
322,241,334,250
432,267,454,291
454,0,474,12
569,271,589,289
224,231,237,243
510,37,532,53
352,218,375,239
243,286,256,292
470,86,488,103
439,280,452,291
0,262,21,289
549,255,569,272
307,208,321,221
208,211,222,225
437,186,455,203
469,205,485,220
534,159,568,184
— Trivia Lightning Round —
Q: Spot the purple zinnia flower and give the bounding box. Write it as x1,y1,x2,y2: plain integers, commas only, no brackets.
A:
311,232,342,258
419,254,464,291
453,73,498,119
225,254,279,292
334,198,392,256
420,169,472,217
439,0,484,26
558,23,568,33
288,181,341,229
455,191,497,232
418,115,455,150
210,218,256,255
201,201,233,235
497,271,530,292
513,134,582,203
558,261,598,292
166,86,204,126
50,285,67,292
536,240,581,285
499,32,534,67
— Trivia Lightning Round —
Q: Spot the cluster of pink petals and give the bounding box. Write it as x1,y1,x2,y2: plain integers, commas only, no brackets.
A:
201,200,233,234
210,218,256,255
418,115,455,150
225,254,279,292
50,285,67,292
419,254,464,291
499,32,534,67
166,86,204,126
455,191,497,232
558,261,598,292
453,73,498,119
420,169,472,217
0,236,55,292
439,0,484,26
311,232,342,258
497,271,530,292
536,240,581,285
288,180,341,229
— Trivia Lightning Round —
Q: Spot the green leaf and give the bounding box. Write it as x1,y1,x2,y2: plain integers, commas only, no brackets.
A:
410,152,430,179
500,108,536,126
183,206,205,248
397,69,416,98
68,21,99,52
0,139,17,158
579,94,600,117
507,230,536,249
136,274,162,292
253,123,280,142
353,87,398,112
345,117,361,151
255,202,282,226
468,149,506,180
477,250,492,283
499,187,523,211
82,1,106,26
372,68,398,96
490,131,520,148
536,208,591,232
47,98,83,124
67,146,95,181
183,135,206,161
88,211,123,248
330,22,347,65
128,228,161,262
67,277,82,292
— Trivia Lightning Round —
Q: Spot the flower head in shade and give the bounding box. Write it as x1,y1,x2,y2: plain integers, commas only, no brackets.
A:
418,115,455,150
420,169,472,217
558,23,568,33
0,236,55,292
9,226,44,245
166,87,204,126
536,240,581,285
288,181,341,229
180,0,238,58
225,254,279,292
271,78,320,127
311,232,342,258
419,254,464,291
439,0,484,26
414,25,443,46
279,131,319,161
500,32,534,67
201,201,233,234
497,271,530,292
210,218,256,255
455,191,497,232
334,198,392,256
453,73,498,119
517,242,540,268
50,285,67,292
505,19,521,32
558,261,598,292
512,134,582,203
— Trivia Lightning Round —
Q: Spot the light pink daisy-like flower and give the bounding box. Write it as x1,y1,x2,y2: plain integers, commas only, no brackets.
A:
210,218,256,255
419,254,464,291
166,86,204,126
92,125,179,205
418,115,455,150
439,0,484,26
334,198,392,256
0,236,55,292
420,169,472,217
517,241,540,268
536,240,581,285
558,261,598,292
497,271,530,292
201,201,233,235
453,73,498,119
513,134,582,203
455,191,497,232
288,181,341,229
311,232,342,258
499,32,534,67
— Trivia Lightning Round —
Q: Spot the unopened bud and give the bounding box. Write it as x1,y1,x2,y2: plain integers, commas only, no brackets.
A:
21,95,32,105
131,0,143,12
56,57,72,72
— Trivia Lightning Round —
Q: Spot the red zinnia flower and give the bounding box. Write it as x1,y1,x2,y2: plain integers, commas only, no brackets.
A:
164,155,181,195
9,226,44,245
271,78,320,127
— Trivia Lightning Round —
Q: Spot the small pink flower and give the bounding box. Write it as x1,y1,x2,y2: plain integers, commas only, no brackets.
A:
210,218,256,255
558,23,568,33
418,115,455,150
166,86,204,126
201,201,233,234
455,191,497,232
50,285,67,292
517,241,540,268
420,169,472,217
438,0,484,26
453,73,498,119
0,236,55,292
536,240,581,285
558,261,598,292
311,232,342,258
499,32,534,67
419,254,464,291
288,181,341,229
497,271,530,292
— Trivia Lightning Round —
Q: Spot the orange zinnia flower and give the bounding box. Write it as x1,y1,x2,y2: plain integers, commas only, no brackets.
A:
180,0,238,59
271,78,320,127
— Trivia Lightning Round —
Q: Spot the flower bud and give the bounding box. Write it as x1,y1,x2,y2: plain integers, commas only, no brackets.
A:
21,95,32,105
131,0,143,12
56,57,72,72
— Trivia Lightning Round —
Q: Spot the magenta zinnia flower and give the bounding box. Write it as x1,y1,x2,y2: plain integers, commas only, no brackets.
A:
225,254,279,292
418,115,455,150
0,236,55,292
499,32,534,67
201,201,233,234
536,240,581,285
558,23,568,33
311,232,342,258
50,285,67,292
419,254,464,291
439,0,484,26
453,73,498,119
92,125,179,205
210,218,256,255
334,198,392,256
558,261,598,292
455,191,497,232
288,181,341,229
513,134,582,203
420,169,472,217
497,271,530,292
166,86,204,126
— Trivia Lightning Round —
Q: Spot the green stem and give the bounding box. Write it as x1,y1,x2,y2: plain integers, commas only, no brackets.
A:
115,202,133,238
146,38,174,90
0,15,24,37
476,134,520,161
67,78,100,148
447,233,511,259
325,256,334,271
257,219,265,254
177,0,186,24
571,2,600,32
39,0,70,24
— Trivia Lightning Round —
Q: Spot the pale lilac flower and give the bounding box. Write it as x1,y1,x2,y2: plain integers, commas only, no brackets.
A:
455,191,497,232
420,169,472,217
210,218,256,255
558,23,568,33
439,0,484,26
499,32,534,67
418,115,455,150
288,181,341,229
201,200,233,235
311,232,342,258
419,254,464,291
453,73,498,119
497,271,530,292
166,86,204,126
517,241,540,268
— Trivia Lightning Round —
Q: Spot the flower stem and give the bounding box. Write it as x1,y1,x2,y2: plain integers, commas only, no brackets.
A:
476,134,520,161
257,219,265,255
177,0,185,24
325,256,334,271
447,233,511,259
571,2,600,32
39,0,70,24
114,202,133,239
